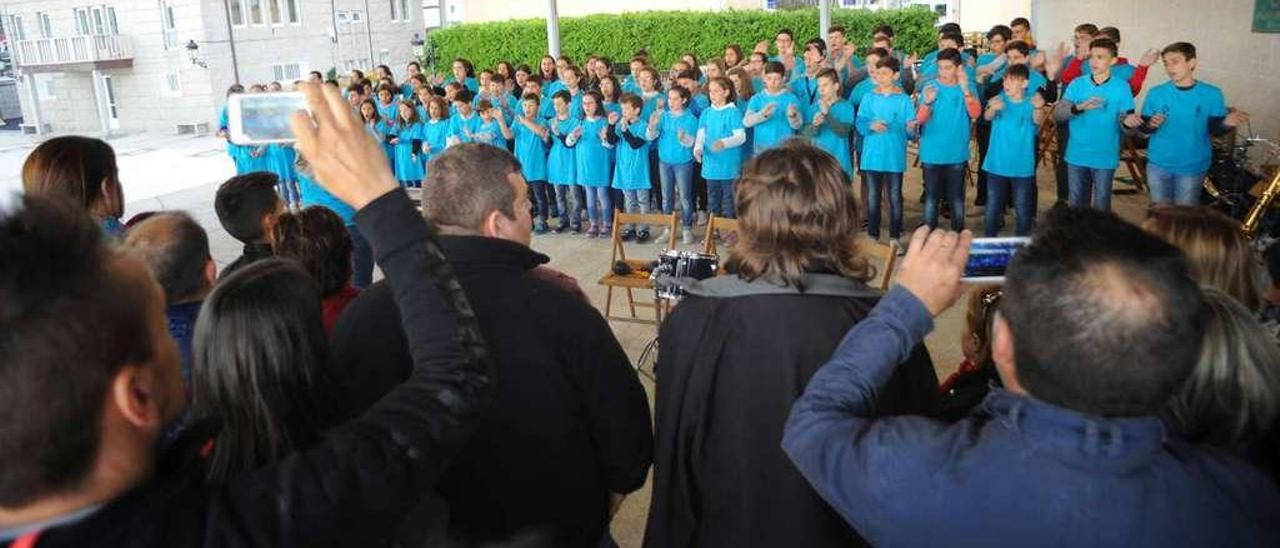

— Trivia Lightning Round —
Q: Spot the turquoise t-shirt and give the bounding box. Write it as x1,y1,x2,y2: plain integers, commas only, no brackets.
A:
547,116,578,185
977,52,1007,82
917,80,975,165
640,91,663,121
746,89,801,153
856,90,915,173
806,100,856,176
790,74,821,110
612,119,652,190
419,119,450,175
848,78,877,114
473,119,507,149
1142,80,1227,176
1063,74,1135,170
512,118,549,182
698,104,745,180
770,54,806,79
574,117,612,187
655,110,698,165
689,93,711,118
447,113,482,145
982,92,1038,178
298,171,356,226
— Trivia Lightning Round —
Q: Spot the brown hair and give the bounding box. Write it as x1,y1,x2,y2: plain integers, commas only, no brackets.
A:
22,136,122,218
726,139,872,288
963,284,1004,367
1142,205,1263,310
726,67,754,102
423,143,522,233
271,206,353,298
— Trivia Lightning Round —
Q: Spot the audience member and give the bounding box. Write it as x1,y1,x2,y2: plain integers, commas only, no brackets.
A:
937,284,1004,421
784,207,1280,545
214,172,282,278
1142,205,1267,316
21,136,126,241
645,141,939,548
1166,287,1280,481
120,212,217,395
331,143,652,547
0,83,492,546
296,155,375,289
271,206,360,334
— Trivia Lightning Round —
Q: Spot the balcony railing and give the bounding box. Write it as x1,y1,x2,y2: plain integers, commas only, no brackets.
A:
14,35,133,68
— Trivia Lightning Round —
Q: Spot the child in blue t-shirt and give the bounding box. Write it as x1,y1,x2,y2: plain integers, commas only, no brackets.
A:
612,94,655,242
418,97,451,178
1058,38,1141,212
982,65,1045,237
547,91,581,234
648,86,701,243
1137,42,1245,205
446,90,482,147
695,77,747,220
512,94,552,233
389,101,425,188
744,62,804,155
803,69,855,178
472,99,512,150
856,56,918,242
572,91,614,238
358,99,392,168
916,48,981,232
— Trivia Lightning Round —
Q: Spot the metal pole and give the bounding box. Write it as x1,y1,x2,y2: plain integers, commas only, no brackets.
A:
546,0,561,58
222,0,241,83
819,0,831,41
362,0,375,65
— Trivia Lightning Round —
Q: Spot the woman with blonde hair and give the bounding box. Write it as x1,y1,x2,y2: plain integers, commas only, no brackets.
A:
1142,204,1265,311
646,139,939,548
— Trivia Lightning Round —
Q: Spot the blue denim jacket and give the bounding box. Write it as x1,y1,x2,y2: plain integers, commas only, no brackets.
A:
783,286,1280,547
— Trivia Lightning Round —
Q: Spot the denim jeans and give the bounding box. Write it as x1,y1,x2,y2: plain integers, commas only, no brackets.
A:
985,174,1036,237
865,171,904,239
583,185,614,228
706,179,736,218
923,162,967,231
623,189,651,232
553,184,581,229
1066,164,1117,211
1146,163,1205,205
659,162,695,227
528,180,551,222
347,224,374,289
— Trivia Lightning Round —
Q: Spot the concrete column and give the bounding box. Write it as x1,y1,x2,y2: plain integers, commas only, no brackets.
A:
21,73,44,135
91,69,110,136
546,0,561,58
819,0,831,41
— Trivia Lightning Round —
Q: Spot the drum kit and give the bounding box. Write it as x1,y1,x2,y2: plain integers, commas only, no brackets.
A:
1203,134,1280,240
634,250,721,378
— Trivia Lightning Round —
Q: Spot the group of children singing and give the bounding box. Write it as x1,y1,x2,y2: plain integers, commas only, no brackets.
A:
219,17,1246,245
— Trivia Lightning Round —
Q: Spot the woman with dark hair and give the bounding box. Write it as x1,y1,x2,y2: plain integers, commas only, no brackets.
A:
272,205,360,334
22,135,126,240
190,259,348,483
645,139,939,548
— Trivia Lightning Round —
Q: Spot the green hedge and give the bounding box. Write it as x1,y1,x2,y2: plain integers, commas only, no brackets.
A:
426,7,938,74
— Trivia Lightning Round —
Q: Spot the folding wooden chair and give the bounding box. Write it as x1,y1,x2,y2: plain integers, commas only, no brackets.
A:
597,211,679,326
1118,135,1149,193
1036,107,1060,168
702,214,741,256
864,239,901,291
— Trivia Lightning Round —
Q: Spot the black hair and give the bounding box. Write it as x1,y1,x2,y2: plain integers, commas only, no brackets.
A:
937,47,963,66
804,38,827,58
454,88,474,103
122,212,211,305
873,24,895,38
271,207,353,298
192,259,345,483
816,68,841,85
777,28,795,40
0,195,155,505
666,85,692,103
763,61,787,76
1001,206,1205,417
214,172,281,244
1162,41,1197,61
1089,37,1119,58
1074,23,1098,35
868,47,890,59
551,89,572,104
676,69,699,83
876,55,902,73
226,83,245,96
1005,63,1030,81
829,24,846,35
1006,40,1031,56
939,22,962,35
308,70,323,80
987,24,1012,41
941,32,965,48
1097,26,1121,42
1011,17,1031,28
407,60,421,70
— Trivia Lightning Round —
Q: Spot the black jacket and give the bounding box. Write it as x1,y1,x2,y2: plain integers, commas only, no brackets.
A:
219,242,272,279
644,273,939,548
0,190,493,547
331,235,653,548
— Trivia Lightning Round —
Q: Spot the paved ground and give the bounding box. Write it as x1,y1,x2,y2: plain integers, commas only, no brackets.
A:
1,131,1152,547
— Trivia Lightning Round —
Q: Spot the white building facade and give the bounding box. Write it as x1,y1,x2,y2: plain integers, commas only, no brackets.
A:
1,0,422,136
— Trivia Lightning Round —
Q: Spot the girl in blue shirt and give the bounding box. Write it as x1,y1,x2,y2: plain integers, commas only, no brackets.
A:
446,91,481,147
390,101,424,188
419,97,450,178
648,87,700,241
856,57,918,241
804,69,855,179
358,99,391,169
445,58,480,93
512,95,552,233
695,77,747,219
982,65,1045,237
573,91,614,238
547,91,581,233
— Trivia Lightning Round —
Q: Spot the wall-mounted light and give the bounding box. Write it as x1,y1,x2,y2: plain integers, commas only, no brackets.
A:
185,39,208,68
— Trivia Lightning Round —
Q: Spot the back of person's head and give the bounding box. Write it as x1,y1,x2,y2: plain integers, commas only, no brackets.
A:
1166,287,1280,454
215,172,281,244
191,258,342,483
1001,207,1204,417
423,143,522,234
271,206,353,298
22,136,121,217
1142,205,1263,310
121,212,213,305
0,195,181,505
727,139,871,288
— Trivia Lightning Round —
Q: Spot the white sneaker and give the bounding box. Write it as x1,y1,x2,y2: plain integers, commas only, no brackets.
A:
654,228,672,244
681,227,695,245
697,211,708,226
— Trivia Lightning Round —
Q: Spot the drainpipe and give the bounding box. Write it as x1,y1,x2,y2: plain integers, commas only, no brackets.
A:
222,0,241,83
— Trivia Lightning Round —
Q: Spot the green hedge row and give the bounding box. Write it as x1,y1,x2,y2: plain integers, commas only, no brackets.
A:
426,7,939,74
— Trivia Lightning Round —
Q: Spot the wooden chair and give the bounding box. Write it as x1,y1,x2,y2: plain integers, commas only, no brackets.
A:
1118,135,1148,193
1036,107,1060,168
597,211,679,326
864,239,901,291
703,214,741,256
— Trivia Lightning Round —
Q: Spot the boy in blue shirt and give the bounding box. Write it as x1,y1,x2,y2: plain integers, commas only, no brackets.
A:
512,94,552,233
916,48,981,231
790,39,827,110
856,56,919,242
769,28,806,80
695,77,747,220
1055,38,1143,211
804,69,855,179
472,99,512,150
983,64,1046,236
612,94,655,242
745,62,804,155
446,90,481,147
1138,41,1248,205
547,91,581,233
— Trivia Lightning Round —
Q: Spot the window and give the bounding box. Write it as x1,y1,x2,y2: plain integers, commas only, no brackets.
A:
36,74,57,101
390,0,410,22
378,48,389,65
160,2,177,49
107,7,118,34
285,0,300,23
249,0,264,26
5,15,25,42
269,0,282,25
350,10,362,23
229,0,245,26
273,62,302,81
158,72,181,97
75,8,91,35
37,12,53,38
400,0,410,22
